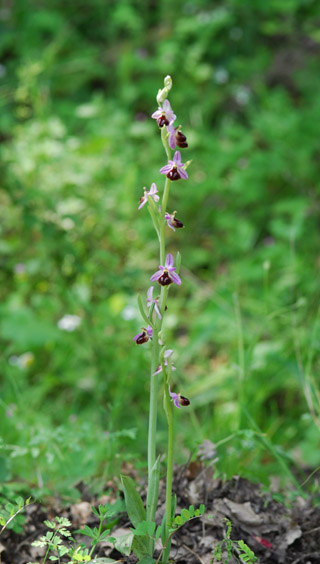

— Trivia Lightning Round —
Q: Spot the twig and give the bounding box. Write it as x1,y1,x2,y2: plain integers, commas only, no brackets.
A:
182,542,206,564
291,552,320,564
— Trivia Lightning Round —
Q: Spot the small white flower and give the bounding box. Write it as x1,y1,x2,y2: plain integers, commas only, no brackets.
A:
9,352,34,369
122,305,137,321
57,314,81,332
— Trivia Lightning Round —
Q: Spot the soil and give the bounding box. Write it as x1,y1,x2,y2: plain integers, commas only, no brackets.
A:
1,461,320,564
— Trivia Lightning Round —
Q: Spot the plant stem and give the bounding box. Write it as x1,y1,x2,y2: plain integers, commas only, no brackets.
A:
148,325,160,481
234,292,246,429
147,126,172,523
89,516,103,557
163,382,174,562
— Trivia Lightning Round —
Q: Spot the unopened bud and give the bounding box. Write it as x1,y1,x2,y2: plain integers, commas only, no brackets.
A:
156,75,173,105
164,75,172,90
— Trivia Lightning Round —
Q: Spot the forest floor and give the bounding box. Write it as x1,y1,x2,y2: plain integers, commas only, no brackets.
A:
1,461,320,564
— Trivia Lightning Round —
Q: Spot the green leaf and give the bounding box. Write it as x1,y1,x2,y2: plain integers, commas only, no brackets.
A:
113,531,134,556
75,525,96,539
59,527,71,537
181,509,190,522
131,534,150,559
146,456,160,523
199,504,205,514
99,529,112,540
121,475,146,529
237,540,257,563
188,505,195,517
137,557,156,564
15,496,24,508
91,506,99,517
137,294,150,325
132,520,156,537
57,545,69,557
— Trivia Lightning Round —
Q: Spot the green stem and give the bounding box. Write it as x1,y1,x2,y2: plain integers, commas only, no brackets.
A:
163,382,174,563
42,546,50,564
160,178,171,264
89,516,103,557
146,120,172,526
234,292,245,429
161,125,171,160
148,323,160,482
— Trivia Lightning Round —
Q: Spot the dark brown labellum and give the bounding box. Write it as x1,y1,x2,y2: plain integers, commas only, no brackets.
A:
179,394,190,406
136,331,149,345
176,131,188,148
158,115,169,128
172,217,184,229
167,167,181,181
158,271,172,286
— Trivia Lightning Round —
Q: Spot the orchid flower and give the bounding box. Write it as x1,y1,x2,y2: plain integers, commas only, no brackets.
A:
160,150,188,181
169,386,190,408
138,182,160,209
152,99,176,128
165,211,184,232
167,124,188,150
133,325,153,345
150,253,181,286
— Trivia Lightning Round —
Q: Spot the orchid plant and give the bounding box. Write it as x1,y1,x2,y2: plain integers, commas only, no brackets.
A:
121,76,193,564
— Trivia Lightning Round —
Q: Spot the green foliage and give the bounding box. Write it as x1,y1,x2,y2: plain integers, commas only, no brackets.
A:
170,504,205,531
121,475,147,529
31,517,72,562
0,495,31,534
29,502,122,564
212,519,257,564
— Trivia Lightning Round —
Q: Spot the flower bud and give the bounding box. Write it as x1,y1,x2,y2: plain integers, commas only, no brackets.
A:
156,75,173,105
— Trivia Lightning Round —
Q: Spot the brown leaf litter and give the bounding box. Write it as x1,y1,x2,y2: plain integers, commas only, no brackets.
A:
1,465,320,564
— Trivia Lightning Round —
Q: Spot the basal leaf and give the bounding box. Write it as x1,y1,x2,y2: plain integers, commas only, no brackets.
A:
121,475,146,529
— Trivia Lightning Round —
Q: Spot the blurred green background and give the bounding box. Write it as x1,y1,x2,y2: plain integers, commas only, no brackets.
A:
1,0,320,500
